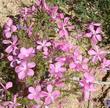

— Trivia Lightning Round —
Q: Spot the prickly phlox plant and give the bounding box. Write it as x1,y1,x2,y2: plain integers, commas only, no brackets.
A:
0,0,110,108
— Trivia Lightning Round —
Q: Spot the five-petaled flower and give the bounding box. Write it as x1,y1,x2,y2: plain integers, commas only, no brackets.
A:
88,45,106,63
69,48,89,72
57,17,74,37
15,61,36,79
86,22,102,44
3,35,18,55
41,84,60,105
49,62,66,78
36,40,51,56
3,18,17,38
18,47,35,60
28,85,42,101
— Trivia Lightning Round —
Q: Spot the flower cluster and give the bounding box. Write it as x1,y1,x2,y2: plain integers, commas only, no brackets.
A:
1,0,110,107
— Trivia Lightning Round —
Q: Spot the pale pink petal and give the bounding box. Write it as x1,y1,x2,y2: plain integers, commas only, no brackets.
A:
37,45,42,50
45,42,51,47
27,69,34,76
40,91,48,97
52,90,60,99
28,94,34,100
88,49,96,55
96,34,102,41
28,48,35,54
11,25,17,32
69,62,76,69
96,27,101,33
7,18,13,26
5,46,13,53
92,56,97,63
45,97,52,105
59,30,64,37
12,35,18,43
5,32,11,38
18,72,25,79
35,85,41,92
91,36,98,44
37,41,42,45
47,85,53,93
29,87,35,93
3,40,11,44
7,55,13,61
89,24,94,33
64,17,69,24
28,62,36,68
84,90,90,101
5,82,13,89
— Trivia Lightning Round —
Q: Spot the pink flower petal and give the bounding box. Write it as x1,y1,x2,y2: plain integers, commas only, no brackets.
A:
3,40,11,44
18,72,25,79
29,87,35,93
7,18,13,26
96,34,102,41
35,85,41,92
27,69,34,76
28,62,36,68
5,31,12,38
5,46,13,54
45,96,52,105
5,82,13,89
52,90,60,99
88,49,96,55
47,85,53,93
11,25,17,32
28,94,34,100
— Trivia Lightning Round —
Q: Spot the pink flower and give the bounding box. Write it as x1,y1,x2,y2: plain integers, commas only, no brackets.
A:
28,85,41,101
3,35,18,55
69,48,89,71
49,62,66,78
15,61,36,79
3,18,17,38
57,17,74,37
41,85,60,105
86,22,102,44
0,81,13,90
88,45,106,63
36,40,51,56
18,47,35,60
80,73,95,101
48,6,64,21
101,58,110,72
